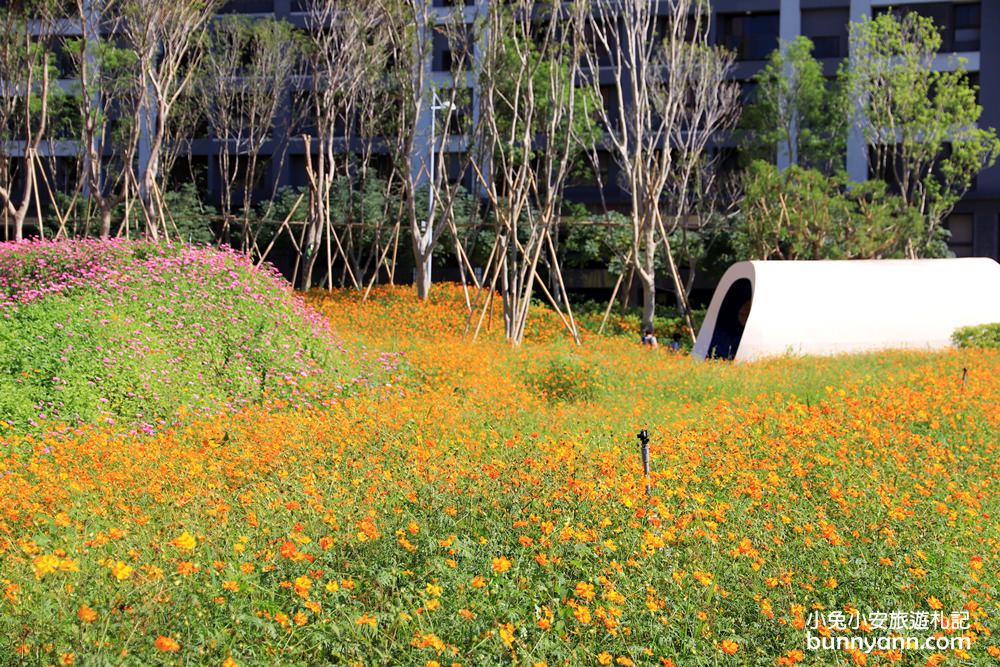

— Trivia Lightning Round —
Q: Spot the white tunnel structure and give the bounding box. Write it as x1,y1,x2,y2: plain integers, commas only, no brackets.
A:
692,258,1000,362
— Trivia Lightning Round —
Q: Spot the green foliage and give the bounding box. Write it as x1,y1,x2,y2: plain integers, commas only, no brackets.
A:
572,299,704,344
846,11,1000,253
952,323,1000,349
487,4,601,173
522,353,602,403
161,183,215,244
561,213,633,275
739,36,847,173
734,161,926,260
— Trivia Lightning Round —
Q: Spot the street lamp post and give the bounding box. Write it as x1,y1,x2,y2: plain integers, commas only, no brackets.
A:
418,90,452,289
424,90,452,234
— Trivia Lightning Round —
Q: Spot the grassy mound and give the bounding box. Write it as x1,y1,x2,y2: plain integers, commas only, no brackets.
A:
0,240,355,432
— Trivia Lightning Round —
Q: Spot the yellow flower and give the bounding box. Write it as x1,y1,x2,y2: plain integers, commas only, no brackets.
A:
721,640,739,655
598,652,613,666
32,554,61,580
171,531,197,550
109,560,133,581
293,576,312,598
498,622,515,648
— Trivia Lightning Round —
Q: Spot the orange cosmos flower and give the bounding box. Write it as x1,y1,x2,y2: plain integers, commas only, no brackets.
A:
491,556,512,573
77,605,98,623
154,636,180,653
279,541,298,559
574,581,596,601
720,640,739,655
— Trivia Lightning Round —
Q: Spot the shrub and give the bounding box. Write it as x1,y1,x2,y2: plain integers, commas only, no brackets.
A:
952,322,1000,349
523,353,602,403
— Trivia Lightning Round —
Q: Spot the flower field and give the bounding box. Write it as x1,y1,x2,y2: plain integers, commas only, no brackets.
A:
1,247,998,666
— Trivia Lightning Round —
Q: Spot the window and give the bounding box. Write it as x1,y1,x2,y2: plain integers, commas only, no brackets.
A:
802,9,849,59
737,80,757,105
946,213,974,257
874,3,980,52
954,3,981,51
432,24,473,72
219,0,273,14
718,12,779,61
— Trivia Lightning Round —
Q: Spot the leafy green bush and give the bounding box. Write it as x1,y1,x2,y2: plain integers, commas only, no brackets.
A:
572,299,704,346
952,322,1000,349
523,353,602,403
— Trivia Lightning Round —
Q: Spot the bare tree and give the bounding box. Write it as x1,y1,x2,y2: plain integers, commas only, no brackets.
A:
584,0,734,335
200,15,304,252
63,0,144,239
378,0,439,301
0,1,58,241
118,0,220,240
653,13,739,330
300,0,388,291
472,0,594,345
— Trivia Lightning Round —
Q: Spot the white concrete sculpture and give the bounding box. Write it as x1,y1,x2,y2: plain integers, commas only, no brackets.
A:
693,258,1000,362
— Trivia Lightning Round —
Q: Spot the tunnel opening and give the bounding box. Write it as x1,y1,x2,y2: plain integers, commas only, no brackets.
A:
707,278,753,360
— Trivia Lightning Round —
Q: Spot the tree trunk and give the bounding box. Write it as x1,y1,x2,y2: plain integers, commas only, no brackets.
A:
640,270,655,333
99,203,112,239
639,220,657,331
13,155,35,242
414,246,432,300
412,231,433,300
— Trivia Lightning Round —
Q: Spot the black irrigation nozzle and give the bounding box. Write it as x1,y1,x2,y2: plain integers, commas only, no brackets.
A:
637,429,651,497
